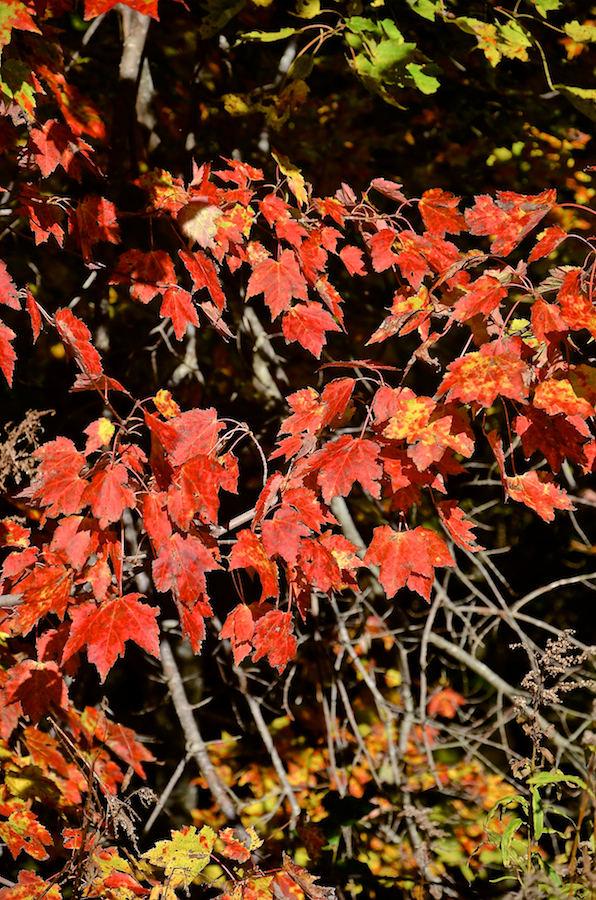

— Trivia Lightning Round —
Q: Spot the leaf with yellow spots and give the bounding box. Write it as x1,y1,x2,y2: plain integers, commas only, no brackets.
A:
84,417,115,454
143,825,216,888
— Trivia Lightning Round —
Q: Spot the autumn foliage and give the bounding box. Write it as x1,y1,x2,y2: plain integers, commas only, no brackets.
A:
2,1,596,898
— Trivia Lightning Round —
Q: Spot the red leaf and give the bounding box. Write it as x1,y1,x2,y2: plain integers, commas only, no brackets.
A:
218,827,251,863
177,594,214,654
531,297,568,342
428,686,466,718
528,225,567,263
557,268,596,338
80,706,155,776
464,189,556,256
339,245,367,276
315,435,383,503
438,500,483,552
220,603,255,665
179,248,226,312
83,464,135,529
452,273,508,321
142,491,172,552
534,377,593,418
246,249,308,319
111,249,177,304
438,342,530,407
4,660,68,722
0,810,52,863
229,530,279,601
71,195,120,263
282,303,341,358
8,563,72,636
160,287,199,340
369,178,406,202
26,289,41,342
152,533,220,605
419,188,466,238
0,260,20,310
27,437,88,517
167,455,234,529
24,725,69,776
0,0,41,47
28,119,96,180
506,472,575,522
0,322,16,386
261,507,311,566
62,595,160,683
514,409,589,474
252,609,297,673
367,229,399,272
364,525,454,602
55,308,103,377
146,407,225,467
84,0,160,20
18,186,65,247
50,515,95,570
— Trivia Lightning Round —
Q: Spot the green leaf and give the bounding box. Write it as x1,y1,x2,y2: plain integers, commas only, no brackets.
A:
529,770,590,792
0,58,38,117
143,825,216,889
239,27,299,42
199,0,245,39
563,20,596,43
556,85,596,122
405,0,439,21
529,0,562,15
531,786,543,841
405,61,440,94
294,0,320,18
500,817,523,867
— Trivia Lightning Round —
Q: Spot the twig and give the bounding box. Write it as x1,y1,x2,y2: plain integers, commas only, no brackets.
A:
143,753,188,835
160,640,239,822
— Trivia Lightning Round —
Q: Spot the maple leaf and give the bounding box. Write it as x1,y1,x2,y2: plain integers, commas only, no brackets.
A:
339,245,367,276
160,287,199,340
111,249,177,304
143,825,216,888
367,229,400,272
369,178,407,202
246,249,308,319
220,603,256,665
315,435,383,503
0,0,40,49
146,407,225,466
179,248,226,312
298,537,342,593
428,686,466,718
229,530,279,601
9,562,72,636
556,268,596,338
0,519,29,548
84,417,115,454
528,224,567,263
261,507,311,566
252,609,297,673
438,342,530,407
0,322,16,386
419,188,466,238
167,454,234,529
282,303,341,358
18,186,65,247
364,526,454,602
534,377,593,418
367,286,431,345
83,464,135,529
55,308,103,377
154,389,181,419
24,725,70,777
62,595,160,683
26,289,42,342
0,870,60,900
80,706,155,776
28,119,96,181
84,0,163,20
50,515,95,569
152,533,221,605
142,491,173,551
0,806,52,862
0,259,20,310
219,825,262,862
465,189,556,255
4,659,68,722
531,296,568,342
514,408,589,473
506,472,575,522
437,501,483,552
71,195,120,263
452,273,508,321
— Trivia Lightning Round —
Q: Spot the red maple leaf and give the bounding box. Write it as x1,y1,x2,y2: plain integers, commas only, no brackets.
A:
160,288,199,340
531,297,568,342
534,377,593,418
28,119,96,180
452,273,508,321
152,533,221,605
364,525,454,602
26,437,88,517
6,563,72,636
282,303,341,358
0,0,41,47
465,189,556,256
111,249,177,304
528,225,567,263
419,188,466,238
18,186,65,247
26,289,42,342
71,195,120,263
229,530,279,601
142,491,173,551
428,686,466,718
84,0,161,20
218,827,252,863
438,342,530,407
515,409,589,474
220,603,256,665
80,706,155,776
62,594,160,682
0,322,16,386
314,435,383,503
506,472,575,522
0,259,20,310
24,725,70,777
83,464,136,529
0,809,52,862
146,407,225,466
179,248,226,312
367,229,400,272
55,308,103,377
246,249,308,319
4,660,68,722
252,609,297,673
556,268,596,338
437,500,483,552
167,455,233,529
50,515,95,570
261,507,311,566
339,245,367,276
298,537,342,593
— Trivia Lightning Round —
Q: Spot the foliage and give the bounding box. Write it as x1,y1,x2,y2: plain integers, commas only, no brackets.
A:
2,1,596,899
